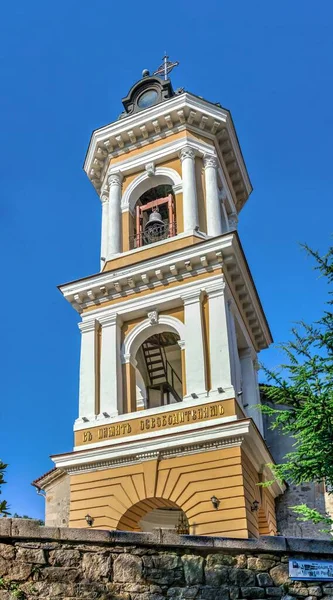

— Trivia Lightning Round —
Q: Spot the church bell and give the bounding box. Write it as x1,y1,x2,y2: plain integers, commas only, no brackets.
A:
144,207,164,230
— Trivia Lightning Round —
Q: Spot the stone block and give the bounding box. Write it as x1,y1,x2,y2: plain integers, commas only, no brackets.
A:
248,557,275,571
0,519,11,538
49,547,81,567
81,551,112,580
0,544,15,560
39,566,80,583
113,553,143,583
241,587,265,598
11,519,60,541
266,587,283,596
288,587,309,597
58,526,110,544
286,537,333,555
257,573,273,587
307,587,322,597
16,546,46,564
181,555,204,585
269,564,290,586
230,569,256,587
197,586,229,600
167,586,200,599
6,561,32,581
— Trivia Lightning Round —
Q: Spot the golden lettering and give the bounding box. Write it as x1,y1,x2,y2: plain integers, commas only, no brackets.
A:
83,431,92,443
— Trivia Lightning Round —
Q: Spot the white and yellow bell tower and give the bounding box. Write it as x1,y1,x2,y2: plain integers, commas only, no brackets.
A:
45,64,284,537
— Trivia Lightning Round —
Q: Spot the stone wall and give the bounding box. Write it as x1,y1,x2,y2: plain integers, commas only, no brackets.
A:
0,519,333,600
44,473,70,528
262,405,331,540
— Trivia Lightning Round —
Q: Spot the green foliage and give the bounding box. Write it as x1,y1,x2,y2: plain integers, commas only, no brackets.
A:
12,513,44,526
0,460,10,517
0,578,25,599
261,244,333,530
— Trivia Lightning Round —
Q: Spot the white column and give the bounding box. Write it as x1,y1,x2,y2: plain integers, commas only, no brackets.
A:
77,319,98,422
227,300,242,397
182,289,206,398
100,192,109,269
203,154,223,237
179,146,199,232
206,280,234,397
107,170,123,257
240,349,263,434
99,314,123,419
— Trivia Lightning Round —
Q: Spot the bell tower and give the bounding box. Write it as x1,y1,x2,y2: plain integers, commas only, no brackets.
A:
44,64,284,537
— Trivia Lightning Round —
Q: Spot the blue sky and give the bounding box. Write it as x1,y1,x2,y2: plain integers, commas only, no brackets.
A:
0,1,332,519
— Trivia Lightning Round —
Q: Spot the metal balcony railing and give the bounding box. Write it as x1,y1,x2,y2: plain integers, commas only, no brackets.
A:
129,221,177,249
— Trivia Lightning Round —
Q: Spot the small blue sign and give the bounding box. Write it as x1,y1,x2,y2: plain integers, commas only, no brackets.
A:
289,559,333,581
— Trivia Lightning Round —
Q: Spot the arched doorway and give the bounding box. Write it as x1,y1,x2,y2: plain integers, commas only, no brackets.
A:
135,331,182,409
117,497,189,533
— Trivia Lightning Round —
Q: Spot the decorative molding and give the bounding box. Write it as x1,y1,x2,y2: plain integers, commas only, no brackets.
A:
98,313,122,328
60,235,272,352
78,319,97,334
147,310,159,325
83,92,252,213
181,288,203,305
145,162,155,177
122,314,186,362
107,170,123,187
205,278,226,298
203,154,218,169
66,437,244,475
179,145,196,162
228,212,238,231
121,166,182,214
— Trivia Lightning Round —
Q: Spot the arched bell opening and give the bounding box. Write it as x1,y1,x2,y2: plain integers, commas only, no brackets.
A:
117,497,189,533
135,331,182,410
131,184,177,248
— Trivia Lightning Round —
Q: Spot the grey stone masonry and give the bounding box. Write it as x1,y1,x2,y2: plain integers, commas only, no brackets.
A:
0,519,332,599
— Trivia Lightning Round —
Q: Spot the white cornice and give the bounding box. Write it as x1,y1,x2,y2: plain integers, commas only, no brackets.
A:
51,417,284,497
84,92,252,212
59,233,271,351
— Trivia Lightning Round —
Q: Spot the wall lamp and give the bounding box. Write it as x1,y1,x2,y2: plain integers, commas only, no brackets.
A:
211,495,220,510
191,393,198,399
217,387,224,394
85,514,94,527
251,500,260,512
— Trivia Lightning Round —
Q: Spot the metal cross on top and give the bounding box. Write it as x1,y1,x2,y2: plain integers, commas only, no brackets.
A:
153,53,179,81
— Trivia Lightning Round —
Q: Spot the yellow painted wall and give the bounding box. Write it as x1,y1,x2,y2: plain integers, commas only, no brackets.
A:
69,445,267,538
102,234,203,274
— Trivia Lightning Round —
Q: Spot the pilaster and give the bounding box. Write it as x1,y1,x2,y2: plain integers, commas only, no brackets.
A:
240,348,263,434
77,319,98,422
181,289,207,398
98,313,123,419
206,279,234,398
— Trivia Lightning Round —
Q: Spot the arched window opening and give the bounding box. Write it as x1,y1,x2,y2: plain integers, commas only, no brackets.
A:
135,331,182,409
117,497,189,534
131,185,177,248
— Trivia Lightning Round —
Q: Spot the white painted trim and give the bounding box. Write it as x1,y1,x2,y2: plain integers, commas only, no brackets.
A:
120,166,182,214
73,385,236,431
58,418,248,467
122,314,185,361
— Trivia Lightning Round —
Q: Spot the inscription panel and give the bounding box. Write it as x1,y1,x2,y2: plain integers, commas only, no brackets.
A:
75,399,237,446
